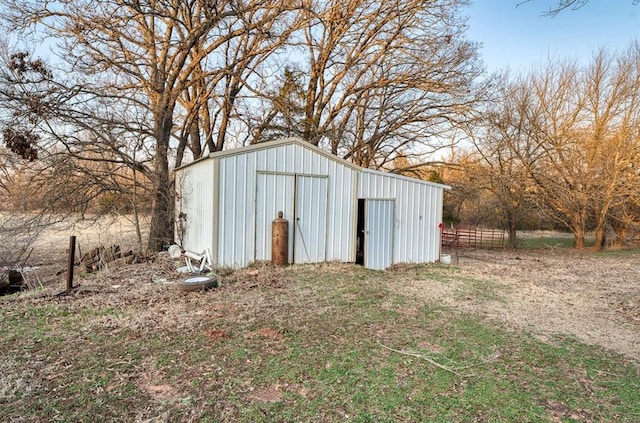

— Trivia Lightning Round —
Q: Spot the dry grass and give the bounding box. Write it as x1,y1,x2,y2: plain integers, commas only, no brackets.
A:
12,224,640,361
9,245,640,362
1,224,639,421
15,214,148,287
414,248,639,360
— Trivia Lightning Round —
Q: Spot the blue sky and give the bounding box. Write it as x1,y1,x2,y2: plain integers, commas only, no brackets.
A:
465,0,640,73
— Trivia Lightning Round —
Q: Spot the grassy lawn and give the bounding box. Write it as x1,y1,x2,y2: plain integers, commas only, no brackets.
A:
517,232,596,249
1,263,638,422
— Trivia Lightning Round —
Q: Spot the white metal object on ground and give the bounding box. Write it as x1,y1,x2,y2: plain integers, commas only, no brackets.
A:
182,249,213,273
168,245,182,259
178,276,218,291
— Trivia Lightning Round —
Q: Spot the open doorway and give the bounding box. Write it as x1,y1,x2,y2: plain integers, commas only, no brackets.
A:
356,199,365,265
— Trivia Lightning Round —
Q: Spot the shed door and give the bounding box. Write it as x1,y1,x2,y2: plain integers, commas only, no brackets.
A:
365,199,395,270
255,173,295,263
294,175,328,263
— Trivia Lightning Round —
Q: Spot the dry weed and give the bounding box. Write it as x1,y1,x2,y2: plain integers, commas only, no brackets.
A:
396,248,640,360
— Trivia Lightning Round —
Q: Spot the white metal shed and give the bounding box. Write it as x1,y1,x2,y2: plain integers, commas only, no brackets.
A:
175,138,449,270
357,169,446,269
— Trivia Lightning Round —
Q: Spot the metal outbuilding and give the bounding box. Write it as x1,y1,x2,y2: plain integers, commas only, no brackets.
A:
175,138,449,270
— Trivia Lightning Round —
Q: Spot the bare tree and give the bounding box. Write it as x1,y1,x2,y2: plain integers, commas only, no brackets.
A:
0,146,14,196
518,0,639,16
0,146,54,284
1,0,488,252
2,0,297,250
466,79,537,247
250,0,486,170
0,145,41,280
174,1,302,165
480,45,640,249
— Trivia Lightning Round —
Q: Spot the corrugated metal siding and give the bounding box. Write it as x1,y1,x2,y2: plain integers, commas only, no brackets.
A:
216,142,357,267
255,173,295,263
326,158,358,261
294,175,328,263
177,139,446,268
365,199,395,270
218,153,255,267
358,170,443,265
175,163,215,255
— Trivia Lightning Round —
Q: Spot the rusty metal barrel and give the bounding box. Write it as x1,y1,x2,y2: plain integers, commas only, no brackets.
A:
272,211,289,265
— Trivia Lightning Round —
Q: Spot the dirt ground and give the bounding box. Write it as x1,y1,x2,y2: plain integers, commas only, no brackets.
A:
13,219,640,363
398,248,640,362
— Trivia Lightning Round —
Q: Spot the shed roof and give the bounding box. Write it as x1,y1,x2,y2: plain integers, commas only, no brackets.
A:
175,137,450,190
360,168,450,190
175,138,358,171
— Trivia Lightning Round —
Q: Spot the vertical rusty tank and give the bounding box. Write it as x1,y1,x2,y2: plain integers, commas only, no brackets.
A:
272,211,289,265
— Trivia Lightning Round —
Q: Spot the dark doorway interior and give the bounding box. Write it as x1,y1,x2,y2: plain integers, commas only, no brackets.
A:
356,199,365,265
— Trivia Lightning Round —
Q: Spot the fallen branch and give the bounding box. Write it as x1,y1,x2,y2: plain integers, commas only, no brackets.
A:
377,341,501,377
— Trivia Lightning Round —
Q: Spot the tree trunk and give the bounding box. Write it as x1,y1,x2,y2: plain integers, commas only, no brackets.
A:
570,210,587,249
132,165,144,252
189,117,202,159
592,225,606,252
304,63,321,144
175,135,187,169
591,206,610,251
572,229,585,249
612,226,628,247
507,225,518,248
216,83,240,152
147,113,174,252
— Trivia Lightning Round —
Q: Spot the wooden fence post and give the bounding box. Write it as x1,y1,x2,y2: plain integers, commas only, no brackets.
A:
67,236,76,293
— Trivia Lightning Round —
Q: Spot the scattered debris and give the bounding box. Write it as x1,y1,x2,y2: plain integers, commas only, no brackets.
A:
165,245,219,291
177,275,218,292
377,341,501,378
1,247,43,295
167,244,182,259
79,244,135,272
181,248,213,273
205,329,226,343
0,269,23,295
